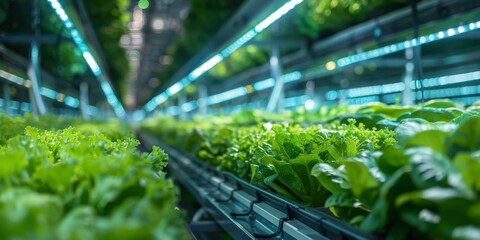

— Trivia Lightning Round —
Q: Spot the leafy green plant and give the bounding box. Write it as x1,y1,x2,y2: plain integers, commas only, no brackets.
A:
0,115,187,240
143,101,480,239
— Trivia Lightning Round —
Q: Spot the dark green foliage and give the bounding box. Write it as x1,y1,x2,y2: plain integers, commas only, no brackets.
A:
143,101,480,239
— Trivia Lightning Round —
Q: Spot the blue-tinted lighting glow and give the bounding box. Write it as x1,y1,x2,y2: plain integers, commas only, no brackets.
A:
144,93,168,112
40,87,58,99
447,28,456,36
255,0,304,32
221,29,258,57
207,87,247,105
190,54,223,79
1,68,84,109
166,82,184,96
438,31,445,38
253,78,275,91
20,102,31,112
346,82,405,98
132,110,146,122
83,52,101,76
422,71,480,88
304,98,315,110
282,71,302,83
382,93,401,104
348,96,379,105
101,81,114,95
451,96,480,105
284,95,308,108
47,0,125,118
88,105,98,114
0,98,32,112
182,101,198,112
326,90,338,100
143,0,304,112
0,69,26,85
64,96,80,108
155,94,168,104
185,70,302,108
422,86,480,99
325,70,480,104
335,20,480,68
165,106,180,116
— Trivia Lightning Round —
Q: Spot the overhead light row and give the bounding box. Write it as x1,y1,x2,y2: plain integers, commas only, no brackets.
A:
0,68,96,111
326,70,480,100
47,0,125,117
143,0,305,112
304,20,480,78
170,19,480,113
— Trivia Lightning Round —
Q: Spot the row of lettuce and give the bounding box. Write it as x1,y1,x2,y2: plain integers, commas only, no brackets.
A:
0,114,187,240
141,99,480,239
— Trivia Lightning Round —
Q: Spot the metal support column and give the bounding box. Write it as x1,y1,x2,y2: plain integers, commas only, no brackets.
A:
80,82,89,119
339,78,349,105
178,94,186,120
266,23,284,113
402,48,415,106
28,0,47,115
305,80,316,110
198,85,207,115
3,82,11,115
410,0,424,103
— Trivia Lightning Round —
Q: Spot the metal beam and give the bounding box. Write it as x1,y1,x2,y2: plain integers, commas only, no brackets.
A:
2,82,11,114
80,82,89,119
245,38,306,48
28,0,47,115
207,0,480,95
267,23,284,113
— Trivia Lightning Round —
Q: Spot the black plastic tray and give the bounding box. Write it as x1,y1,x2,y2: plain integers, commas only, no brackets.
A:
139,132,377,240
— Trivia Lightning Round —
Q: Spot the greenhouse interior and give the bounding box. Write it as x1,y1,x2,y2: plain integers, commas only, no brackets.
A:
1,0,480,239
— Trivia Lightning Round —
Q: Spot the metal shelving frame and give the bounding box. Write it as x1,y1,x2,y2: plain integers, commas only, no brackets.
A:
139,132,377,240
163,0,480,117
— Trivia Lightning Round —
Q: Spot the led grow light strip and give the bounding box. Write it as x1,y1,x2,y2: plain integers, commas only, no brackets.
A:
144,0,304,112
47,0,125,117
162,11,480,116
302,20,480,78
171,71,302,113
0,98,31,112
0,69,89,109
179,68,480,114
171,19,479,114
336,21,480,67
210,19,480,106
325,70,480,100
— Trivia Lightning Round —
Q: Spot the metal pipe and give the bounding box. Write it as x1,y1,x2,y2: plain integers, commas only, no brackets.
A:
28,0,47,115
